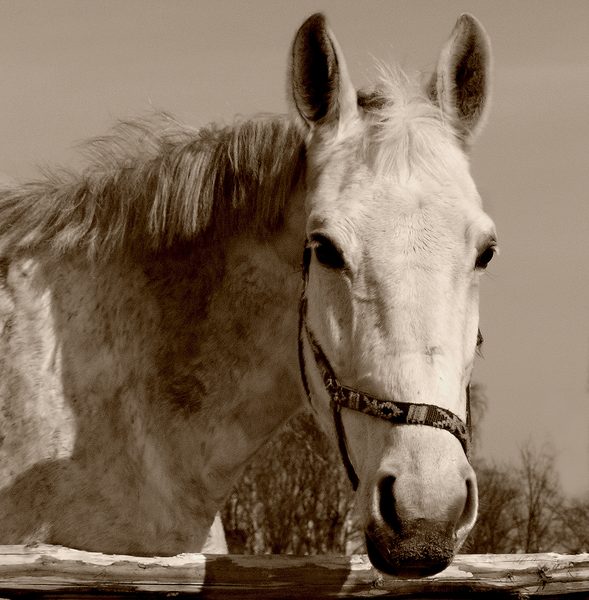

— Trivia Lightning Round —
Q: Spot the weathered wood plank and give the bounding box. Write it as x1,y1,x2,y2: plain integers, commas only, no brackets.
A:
0,545,587,598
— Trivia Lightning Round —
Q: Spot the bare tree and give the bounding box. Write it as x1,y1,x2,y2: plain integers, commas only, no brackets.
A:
222,413,358,555
468,445,566,554
467,392,569,554
467,459,521,553
513,442,563,553
554,495,589,553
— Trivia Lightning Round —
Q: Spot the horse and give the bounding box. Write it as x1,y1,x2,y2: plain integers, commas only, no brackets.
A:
0,13,496,577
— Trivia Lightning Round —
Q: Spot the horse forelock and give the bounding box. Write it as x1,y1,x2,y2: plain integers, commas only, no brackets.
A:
357,67,464,183
0,114,305,261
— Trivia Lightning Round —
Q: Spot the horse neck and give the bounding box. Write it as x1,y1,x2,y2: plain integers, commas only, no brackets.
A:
3,189,306,553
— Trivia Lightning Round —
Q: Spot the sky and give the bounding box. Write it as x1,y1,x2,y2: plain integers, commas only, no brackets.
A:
0,1,587,497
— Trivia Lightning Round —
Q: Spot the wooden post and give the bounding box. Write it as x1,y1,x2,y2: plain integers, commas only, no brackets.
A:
0,545,588,598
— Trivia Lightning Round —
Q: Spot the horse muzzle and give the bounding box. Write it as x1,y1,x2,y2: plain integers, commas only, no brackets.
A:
363,455,478,577
365,518,456,578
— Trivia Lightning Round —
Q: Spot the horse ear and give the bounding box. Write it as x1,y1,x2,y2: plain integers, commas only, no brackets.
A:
290,13,358,131
428,14,491,146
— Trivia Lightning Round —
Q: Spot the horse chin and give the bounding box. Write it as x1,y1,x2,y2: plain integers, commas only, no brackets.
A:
364,520,455,578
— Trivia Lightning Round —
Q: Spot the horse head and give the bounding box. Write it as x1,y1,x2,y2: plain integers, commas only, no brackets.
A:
292,13,496,577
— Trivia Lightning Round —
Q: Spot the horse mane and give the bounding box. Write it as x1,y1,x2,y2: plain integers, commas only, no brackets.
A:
0,113,305,260
0,68,452,262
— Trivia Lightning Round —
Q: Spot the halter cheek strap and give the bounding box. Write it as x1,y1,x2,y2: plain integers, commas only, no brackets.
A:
298,245,471,491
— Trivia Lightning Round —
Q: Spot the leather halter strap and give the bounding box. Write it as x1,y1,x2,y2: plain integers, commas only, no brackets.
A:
298,246,471,491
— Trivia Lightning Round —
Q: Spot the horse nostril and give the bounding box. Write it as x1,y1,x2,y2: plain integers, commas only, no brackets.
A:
378,475,401,533
456,472,478,536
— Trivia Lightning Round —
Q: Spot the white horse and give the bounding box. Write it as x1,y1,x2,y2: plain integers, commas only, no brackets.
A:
0,13,496,577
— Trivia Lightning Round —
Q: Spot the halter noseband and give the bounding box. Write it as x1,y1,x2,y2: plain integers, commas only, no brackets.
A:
298,245,471,491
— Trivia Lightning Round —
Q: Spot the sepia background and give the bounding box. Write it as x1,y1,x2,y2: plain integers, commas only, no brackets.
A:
0,0,586,512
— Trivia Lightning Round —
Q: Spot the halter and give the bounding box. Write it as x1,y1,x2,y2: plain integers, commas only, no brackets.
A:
298,245,471,491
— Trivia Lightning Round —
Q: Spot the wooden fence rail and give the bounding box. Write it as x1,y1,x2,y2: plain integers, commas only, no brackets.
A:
0,544,587,599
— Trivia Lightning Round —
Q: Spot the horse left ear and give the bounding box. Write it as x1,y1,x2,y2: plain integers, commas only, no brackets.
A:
290,13,358,132
428,14,491,146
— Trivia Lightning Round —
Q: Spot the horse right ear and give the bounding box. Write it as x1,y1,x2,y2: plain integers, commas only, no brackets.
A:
290,13,358,131
428,14,491,147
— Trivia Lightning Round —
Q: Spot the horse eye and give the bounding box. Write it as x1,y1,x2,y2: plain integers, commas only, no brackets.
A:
475,246,496,270
310,234,346,270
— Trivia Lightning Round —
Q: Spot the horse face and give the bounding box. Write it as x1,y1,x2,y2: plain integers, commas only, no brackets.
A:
291,14,495,576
